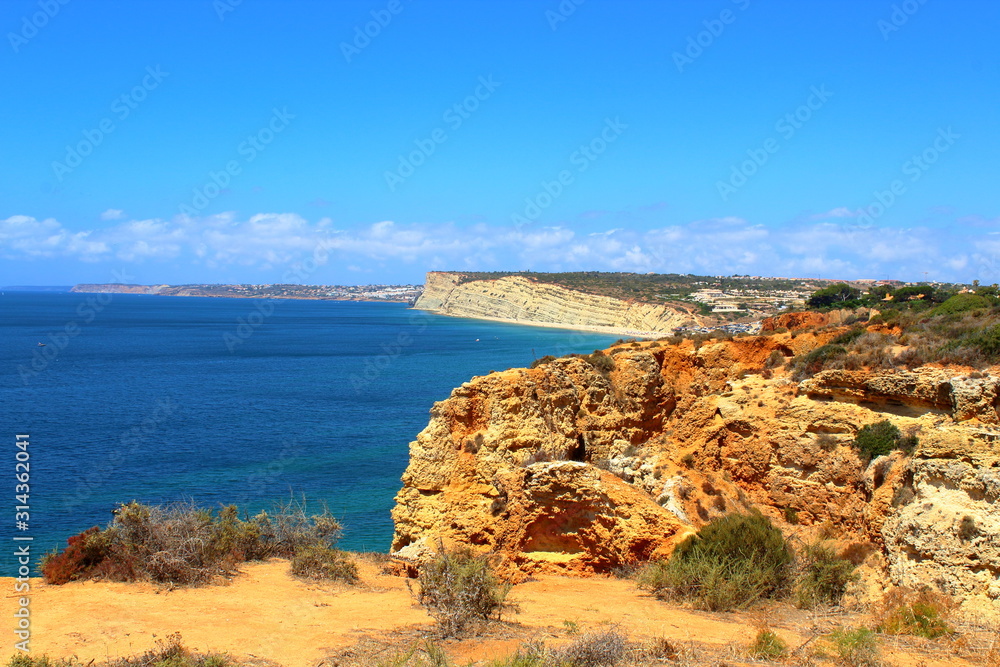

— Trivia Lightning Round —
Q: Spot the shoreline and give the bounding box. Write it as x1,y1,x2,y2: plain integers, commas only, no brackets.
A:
411,307,675,339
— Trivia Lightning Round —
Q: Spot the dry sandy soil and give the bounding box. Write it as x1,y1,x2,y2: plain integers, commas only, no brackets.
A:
1,557,993,667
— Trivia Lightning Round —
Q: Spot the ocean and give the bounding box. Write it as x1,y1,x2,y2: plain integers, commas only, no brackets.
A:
0,292,618,569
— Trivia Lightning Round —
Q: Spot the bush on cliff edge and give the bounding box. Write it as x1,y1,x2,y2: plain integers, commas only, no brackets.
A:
41,497,356,586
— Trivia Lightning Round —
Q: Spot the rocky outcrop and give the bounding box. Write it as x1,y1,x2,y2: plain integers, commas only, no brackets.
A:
391,333,1000,613
884,427,1000,606
414,272,694,334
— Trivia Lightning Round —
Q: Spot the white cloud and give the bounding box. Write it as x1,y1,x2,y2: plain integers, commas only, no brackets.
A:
0,211,984,283
100,209,126,221
809,206,859,220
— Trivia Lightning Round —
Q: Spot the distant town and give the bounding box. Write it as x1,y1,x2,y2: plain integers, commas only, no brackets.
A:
69,283,425,303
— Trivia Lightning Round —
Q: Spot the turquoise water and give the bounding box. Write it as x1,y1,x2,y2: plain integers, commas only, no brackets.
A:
0,292,617,568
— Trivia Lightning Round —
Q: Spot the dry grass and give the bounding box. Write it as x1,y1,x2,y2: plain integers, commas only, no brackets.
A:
41,497,355,586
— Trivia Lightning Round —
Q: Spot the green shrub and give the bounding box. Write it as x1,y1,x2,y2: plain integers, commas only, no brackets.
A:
832,328,866,346
530,355,556,369
803,344,848,366
748,628,788,660
585,352,616,374
637,512,792,611
290,545,359,582
416,544,514,636
971,324,1000,359
931,293,991,316
853,420,901,460
794,541,858,608
808,284,861,309
827,627,882,667
793,344,848,379
874,587,954,639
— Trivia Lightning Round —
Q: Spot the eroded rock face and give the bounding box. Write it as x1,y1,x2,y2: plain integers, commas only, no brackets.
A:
414,272,694,333
391,334,1000,612
883,428,1000,604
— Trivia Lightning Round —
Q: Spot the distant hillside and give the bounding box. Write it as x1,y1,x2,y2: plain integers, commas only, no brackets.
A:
449,270,814,302
69,283,423,302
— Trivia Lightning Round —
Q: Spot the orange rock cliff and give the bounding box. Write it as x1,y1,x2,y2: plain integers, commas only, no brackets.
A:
390,329,1000,613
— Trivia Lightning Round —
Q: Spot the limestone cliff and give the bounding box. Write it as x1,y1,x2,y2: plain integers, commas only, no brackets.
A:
391,331,1000,613
414,272,695,334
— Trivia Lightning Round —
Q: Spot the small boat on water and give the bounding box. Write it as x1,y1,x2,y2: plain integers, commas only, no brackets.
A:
37,342,46,346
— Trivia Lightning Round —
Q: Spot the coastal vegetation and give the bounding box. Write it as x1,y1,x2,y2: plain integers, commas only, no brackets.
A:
873,586,955,639
41,498,357,586
414,544,514,636
451,270,814,303
636,512,794,610
637,512,860,613
802,280,998,314
530,350,615,375
852,420,917,461
788,289,1000,377
7,634,240,667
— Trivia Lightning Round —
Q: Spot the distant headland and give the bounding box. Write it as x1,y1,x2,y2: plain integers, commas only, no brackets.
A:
69,282,424,303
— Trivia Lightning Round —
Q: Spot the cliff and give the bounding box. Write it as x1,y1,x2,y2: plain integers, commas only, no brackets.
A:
414,272,696,334
391,331,1000,614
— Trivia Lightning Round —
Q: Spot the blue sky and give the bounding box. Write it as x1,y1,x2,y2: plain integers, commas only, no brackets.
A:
1,0,997,286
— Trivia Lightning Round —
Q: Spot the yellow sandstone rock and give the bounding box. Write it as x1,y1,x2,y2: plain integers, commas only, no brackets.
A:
391,335,1000,614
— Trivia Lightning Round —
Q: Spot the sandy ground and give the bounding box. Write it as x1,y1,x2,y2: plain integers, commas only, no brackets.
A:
2,558,989,667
